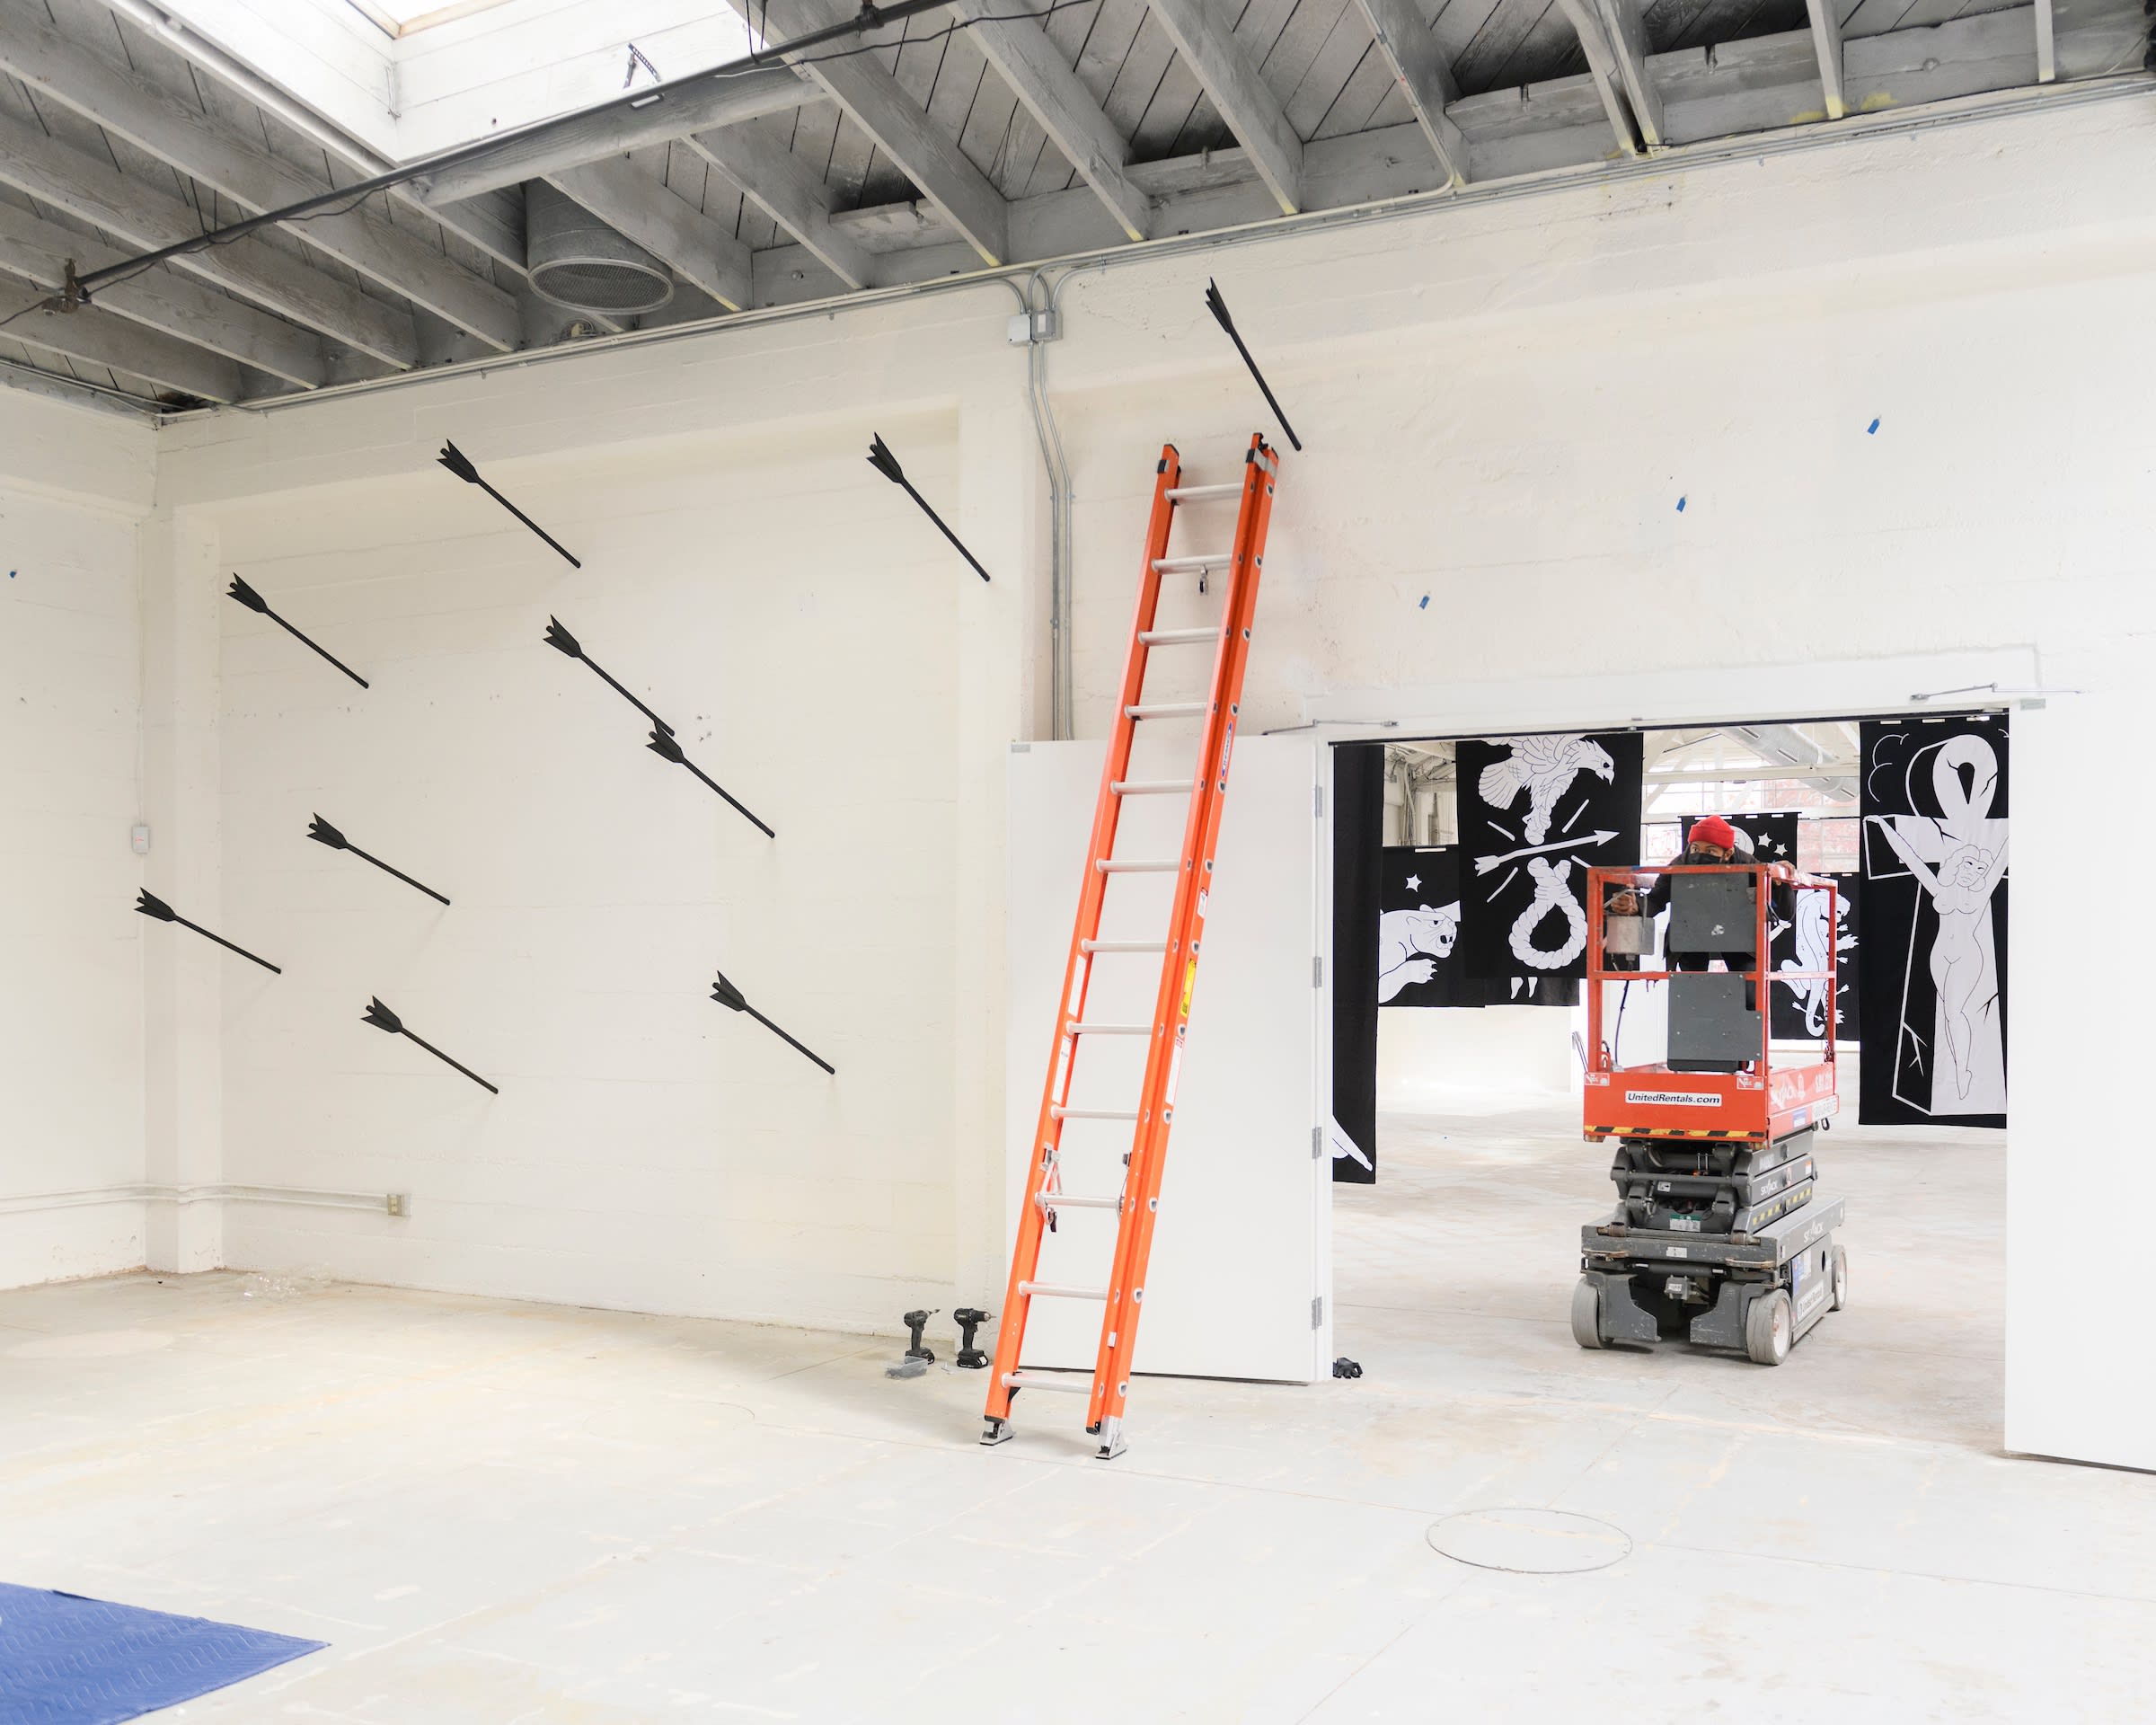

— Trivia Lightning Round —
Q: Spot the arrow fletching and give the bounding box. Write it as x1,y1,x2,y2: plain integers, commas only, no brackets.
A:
361,996,404,1035
1204,279,1235,337
711,970,749,1013
866,434,905,486
543,615,582,659
135,889,176,922
437,439,481,485
647,726,685,765
306,814,349,850
225,574,269,615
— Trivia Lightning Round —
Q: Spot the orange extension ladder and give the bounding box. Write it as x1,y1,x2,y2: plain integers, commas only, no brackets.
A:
982,433,1281,1460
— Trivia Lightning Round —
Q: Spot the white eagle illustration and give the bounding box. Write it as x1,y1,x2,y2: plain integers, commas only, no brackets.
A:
1476,734,1616,844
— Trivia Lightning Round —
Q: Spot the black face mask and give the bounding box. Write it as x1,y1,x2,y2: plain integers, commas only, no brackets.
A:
1685,846,1732,864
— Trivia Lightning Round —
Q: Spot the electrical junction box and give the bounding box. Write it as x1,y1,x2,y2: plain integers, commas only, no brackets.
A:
1006,309,1061,345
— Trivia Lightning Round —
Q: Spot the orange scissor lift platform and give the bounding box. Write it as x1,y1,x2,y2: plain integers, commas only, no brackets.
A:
1573,863,1850,1365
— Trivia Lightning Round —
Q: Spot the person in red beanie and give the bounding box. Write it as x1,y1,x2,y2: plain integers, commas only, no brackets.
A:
1607,816,1795,1006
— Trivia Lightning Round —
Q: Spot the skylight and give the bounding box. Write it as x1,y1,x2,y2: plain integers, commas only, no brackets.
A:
345,0,519,35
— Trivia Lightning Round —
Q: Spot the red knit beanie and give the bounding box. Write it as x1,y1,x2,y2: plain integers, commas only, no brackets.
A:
1692,815,1738,851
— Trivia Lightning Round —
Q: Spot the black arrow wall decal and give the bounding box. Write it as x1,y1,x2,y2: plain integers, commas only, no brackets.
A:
1204,279,1303,453
437,439,582,568
361,997,498,1093
135,889,281,973
711,969,834,1074
543,616,674,736
867,434,992,583
226,575,369,688
307,816,451,906
646,726,774,837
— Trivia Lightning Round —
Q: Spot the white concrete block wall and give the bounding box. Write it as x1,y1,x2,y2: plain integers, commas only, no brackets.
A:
0,392,155,1287
206,414,970,1329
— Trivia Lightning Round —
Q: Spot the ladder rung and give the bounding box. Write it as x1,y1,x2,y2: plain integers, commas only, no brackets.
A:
1111,779,1191,796
1003,1370,1092,1393
1066,1023,1150,1037
1018,1282,1109,1301
1126,702,1206,719
1138,627,1218,646
1082,939,1166,954
1097,857,1180,872
1038,1191,1124,1211
1164,482,1241,500
1051,1106,1140,1120
1153,553,1233,571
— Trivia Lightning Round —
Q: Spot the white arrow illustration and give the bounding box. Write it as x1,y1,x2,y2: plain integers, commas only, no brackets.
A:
1474,829,1619,875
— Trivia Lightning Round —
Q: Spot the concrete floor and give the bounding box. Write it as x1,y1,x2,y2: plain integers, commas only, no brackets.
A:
4,1104,2152,1722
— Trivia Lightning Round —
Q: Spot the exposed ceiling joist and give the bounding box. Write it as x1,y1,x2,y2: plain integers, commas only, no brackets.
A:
409,66,816,207
0,5,520,352
685,125,874,291
545,158,754,312
1553,0,1646,154
4,296,242,401
0,111,415,367
1594,0,1666,149
2035,0,2057,80
1350,0,1471,186
0,200,330,388
1144,0,1304,214
945,0,1153,242
1804,0,1847,119
739,0,1011,266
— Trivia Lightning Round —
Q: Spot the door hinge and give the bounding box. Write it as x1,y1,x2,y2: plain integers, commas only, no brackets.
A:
1312,1124,1323,1160
1311,1296,1324,1330
1313,784,1323,817
1312,955,1323,988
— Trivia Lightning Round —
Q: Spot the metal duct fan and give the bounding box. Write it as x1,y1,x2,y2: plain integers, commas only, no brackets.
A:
524,182,674,316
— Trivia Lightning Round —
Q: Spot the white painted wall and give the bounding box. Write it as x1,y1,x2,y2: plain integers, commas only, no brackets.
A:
199,411,1000,1331
140,93,2156,1462
0,390,155,1287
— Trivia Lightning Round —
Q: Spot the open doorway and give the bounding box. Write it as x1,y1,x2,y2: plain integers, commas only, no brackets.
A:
1329,714,2010,1452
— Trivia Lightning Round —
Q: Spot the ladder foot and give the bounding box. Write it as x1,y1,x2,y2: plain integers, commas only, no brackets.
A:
1093,1417,1127,1462
980,1417,1014,1446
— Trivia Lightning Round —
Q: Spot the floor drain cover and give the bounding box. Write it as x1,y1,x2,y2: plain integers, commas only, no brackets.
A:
1427,1508,1631,1574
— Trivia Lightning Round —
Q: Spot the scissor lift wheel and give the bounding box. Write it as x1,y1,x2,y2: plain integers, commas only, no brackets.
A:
1830,1244,1849,1312
1570,1278,1604,1350
1744,1288,1793,1365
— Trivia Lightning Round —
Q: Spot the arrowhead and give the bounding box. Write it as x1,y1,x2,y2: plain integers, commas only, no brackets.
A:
1595,830,1619,844
135,889,176,922
225,574,268,614
646,727,685,765
865,434,904,486
711,970,748,1013
306,814,348,850
437,440,480,484
542,615,581,659
361,996,404,1035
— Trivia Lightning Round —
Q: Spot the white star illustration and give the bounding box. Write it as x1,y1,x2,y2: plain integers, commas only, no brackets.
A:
1404,873,1421,892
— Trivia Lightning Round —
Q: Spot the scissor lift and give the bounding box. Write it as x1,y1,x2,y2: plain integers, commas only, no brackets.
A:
1575,863,1849,1365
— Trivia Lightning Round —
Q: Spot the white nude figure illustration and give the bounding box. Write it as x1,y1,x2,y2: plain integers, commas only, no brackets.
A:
1379,903,1460,1003
1778,889,1855,1036
1475,735,1615,969
1867,731,2010,1114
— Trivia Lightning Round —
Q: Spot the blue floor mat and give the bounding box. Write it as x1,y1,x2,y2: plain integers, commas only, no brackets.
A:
0,1584,324,1725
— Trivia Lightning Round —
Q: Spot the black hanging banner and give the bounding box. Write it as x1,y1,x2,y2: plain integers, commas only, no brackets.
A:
1330,744,1383,1184
1772,871,1860,1044
1858,714,2009,1127
1379,845,1471,1009
1457,731,1644,991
